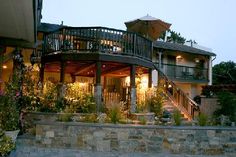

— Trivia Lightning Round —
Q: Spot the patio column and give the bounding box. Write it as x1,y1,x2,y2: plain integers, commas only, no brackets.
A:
95,61,102,112
39,63,45,93
59,61,66,98
158,51,162,70
148,68,152,88
130,65,136,113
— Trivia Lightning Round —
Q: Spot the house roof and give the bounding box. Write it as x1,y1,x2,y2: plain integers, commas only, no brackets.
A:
38,23,63,33
154,41,216,56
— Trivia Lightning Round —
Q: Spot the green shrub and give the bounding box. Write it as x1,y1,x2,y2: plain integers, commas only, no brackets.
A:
149,87,164,117
139,117,147,125
198,113,208,126
108,105,121,124
0,130,15,156
214,91,236,122
0,96,19,131
173,110,181,126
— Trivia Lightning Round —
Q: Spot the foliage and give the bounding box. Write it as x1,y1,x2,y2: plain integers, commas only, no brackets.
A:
82,114,98,123
197,113,208,126
148,87,164,117
108,104,121,124
0,130,15,156
214,91,236,122
139,117,147,125
213,61,236,85
0,95,19,131
159,30,186,44
173,110,181,126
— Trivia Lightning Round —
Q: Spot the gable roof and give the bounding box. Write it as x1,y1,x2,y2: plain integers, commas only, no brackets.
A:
38,23,63,33
154,41,216,56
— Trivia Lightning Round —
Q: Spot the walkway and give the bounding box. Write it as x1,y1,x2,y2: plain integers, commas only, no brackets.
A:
10,146,234,157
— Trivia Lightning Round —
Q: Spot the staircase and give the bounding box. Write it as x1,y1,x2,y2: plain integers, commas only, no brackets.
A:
153,64,199,121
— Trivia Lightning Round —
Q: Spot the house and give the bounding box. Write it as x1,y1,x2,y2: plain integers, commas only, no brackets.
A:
0,1,216,120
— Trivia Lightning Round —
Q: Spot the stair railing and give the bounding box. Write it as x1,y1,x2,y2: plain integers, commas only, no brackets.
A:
153,64,199,120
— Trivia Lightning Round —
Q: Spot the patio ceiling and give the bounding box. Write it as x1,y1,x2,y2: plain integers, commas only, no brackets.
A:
0,0,37,47
44,61,148,78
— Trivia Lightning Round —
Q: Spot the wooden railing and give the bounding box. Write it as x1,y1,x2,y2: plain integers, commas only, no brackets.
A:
153,64,199,120
157,63,208,82
43,27,152,61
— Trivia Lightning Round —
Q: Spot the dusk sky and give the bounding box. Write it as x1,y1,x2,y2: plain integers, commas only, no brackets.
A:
42,0,236,64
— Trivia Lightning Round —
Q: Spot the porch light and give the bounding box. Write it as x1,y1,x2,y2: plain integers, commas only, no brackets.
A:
2,65,7,69
168,84,172,88
176,55,182,60
195,58,200,63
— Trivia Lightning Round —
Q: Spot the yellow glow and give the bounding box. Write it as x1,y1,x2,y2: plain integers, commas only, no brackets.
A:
140,75,148,90
168,84,172,88
176,55,182,59
2,65,7,69
125,76,130,86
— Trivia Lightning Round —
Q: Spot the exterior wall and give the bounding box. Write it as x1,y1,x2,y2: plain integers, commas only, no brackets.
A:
200,98,219,118
175,82,203,99
35,122,236,155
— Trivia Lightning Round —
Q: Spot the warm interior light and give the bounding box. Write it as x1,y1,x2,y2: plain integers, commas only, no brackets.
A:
2,65,7,69
176,55,182,59
195,58,200,63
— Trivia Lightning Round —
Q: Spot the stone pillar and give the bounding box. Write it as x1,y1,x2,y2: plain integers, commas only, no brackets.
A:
59,61,66,98
208,56,212,85
130,65,136,113
94,61,102,112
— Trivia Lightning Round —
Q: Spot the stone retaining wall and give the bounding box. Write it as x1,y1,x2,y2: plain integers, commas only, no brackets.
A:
35,122,236,155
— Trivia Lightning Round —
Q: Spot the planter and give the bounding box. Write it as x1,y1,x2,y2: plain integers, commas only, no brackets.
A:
5,130,20,143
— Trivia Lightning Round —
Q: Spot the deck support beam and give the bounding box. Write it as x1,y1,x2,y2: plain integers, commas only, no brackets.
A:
148,68,152,88
95,61,102,112
58,61,66,98
130,65,136,113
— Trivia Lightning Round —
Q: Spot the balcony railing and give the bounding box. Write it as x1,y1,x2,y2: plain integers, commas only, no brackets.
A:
43,27,152,61
156,63,208,82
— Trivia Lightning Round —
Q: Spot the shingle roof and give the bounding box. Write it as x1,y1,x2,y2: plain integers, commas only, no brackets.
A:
154,41,216,56
37,23,63,33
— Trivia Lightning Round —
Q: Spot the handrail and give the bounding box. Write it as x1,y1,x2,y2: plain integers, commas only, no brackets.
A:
153,64,199,120
155,62,209,82
43,27,152,61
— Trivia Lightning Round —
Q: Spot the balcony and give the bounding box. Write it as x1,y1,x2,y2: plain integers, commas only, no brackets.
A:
43,27,152,61
157,63,209,82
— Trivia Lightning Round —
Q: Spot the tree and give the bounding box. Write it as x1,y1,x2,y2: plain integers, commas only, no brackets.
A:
214,91,236,122
159,30,187,44
213,61,236,85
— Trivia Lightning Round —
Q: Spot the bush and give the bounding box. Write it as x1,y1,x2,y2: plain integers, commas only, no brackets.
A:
0,96,19,131
108,105,121,124
0,130,15,156
214,91,236,122
173,110,181,126
197,113,208,126
149,87,164,117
